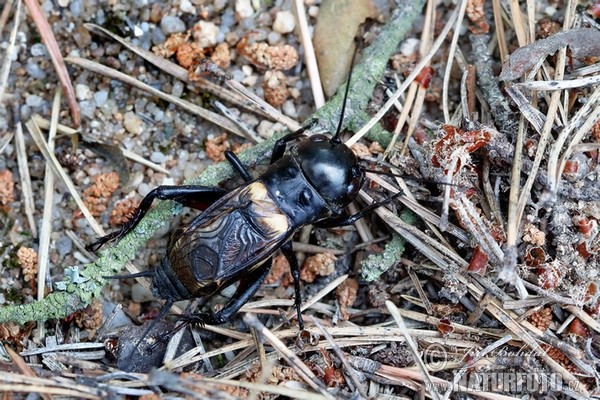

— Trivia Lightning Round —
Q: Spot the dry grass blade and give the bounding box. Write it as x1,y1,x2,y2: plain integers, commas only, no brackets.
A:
440,335,512,400
292,0,325,109
23,0,79,126
65,56,244,137
31,114,170,175
312,317,368,397
442,0,468,123
243,313,334,399
360,190,467,269
345,4,460,146
517,74,600,90
0,0,20,103
0,370,104,398
546,84,600,195
26,116,104,236
14,112,37,238
36,90,60,317
482,300,589,397
385,300,441,400
5,345,52,400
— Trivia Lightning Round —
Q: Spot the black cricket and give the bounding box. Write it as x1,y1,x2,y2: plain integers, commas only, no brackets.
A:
87,60,405,345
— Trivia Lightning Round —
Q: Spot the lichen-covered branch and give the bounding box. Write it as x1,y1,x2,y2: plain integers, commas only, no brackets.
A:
0,0,425,325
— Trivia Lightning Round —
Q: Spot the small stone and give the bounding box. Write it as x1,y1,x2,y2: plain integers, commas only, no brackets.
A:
235,0,253,20
179,0,196,14
123,111,143,135
73,25,92,47
26,94,44,107
308,5,319,17
150,151,166,164
192,20,219,48
57,0,69,7
56,236,73,257
272,11,295,34
75,84,92,101
30,43,48,57
171,81,184,97
94,90,108,107
69,0,83,16
281,100,297,118
160,15,186,35
79,100,96,119
25,62,46,79
137,182,152,197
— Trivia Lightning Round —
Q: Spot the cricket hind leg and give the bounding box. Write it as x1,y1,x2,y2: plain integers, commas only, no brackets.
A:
180,259,273,326
86,185,228,252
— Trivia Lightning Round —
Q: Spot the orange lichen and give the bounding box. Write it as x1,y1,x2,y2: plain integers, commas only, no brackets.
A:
175,42,205,69
237,34,300,70
466,0,489,34
265,254,290,284
74,171,120,221
0,169,14,211
17,246,38,283
152,32,190,58
211,42,231,69
336,278,358,320
262,70,288,107
109,198,139,226
300,252,336,283
205,133,230,162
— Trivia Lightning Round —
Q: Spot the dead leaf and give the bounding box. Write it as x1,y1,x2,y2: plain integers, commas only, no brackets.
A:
500,28,600,81
313,0,378,97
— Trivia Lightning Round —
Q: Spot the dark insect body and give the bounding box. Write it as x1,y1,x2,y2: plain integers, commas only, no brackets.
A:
87,50,405,346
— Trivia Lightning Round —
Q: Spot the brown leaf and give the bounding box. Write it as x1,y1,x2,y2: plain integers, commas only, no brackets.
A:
313,0,378,97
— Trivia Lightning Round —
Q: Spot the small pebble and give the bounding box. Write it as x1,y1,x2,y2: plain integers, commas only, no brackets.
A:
281,100,297,118
93,90,108,107
26,94,44,107
235,0,253,20
123,111,143,135
25,62,47,79
192,20,219,48
56,236,73,257
79,100,96,119
75,84,92,100
150,151,167,164
272,11,295,34
69,0,83,16
151,28,166,45
30,43,48,57
308,5,319,17
138,182,152,197
267,31,281,45
160,15,186,35
57,0,69,7
171,81,184,97
73,25,92,47
179,0,196,14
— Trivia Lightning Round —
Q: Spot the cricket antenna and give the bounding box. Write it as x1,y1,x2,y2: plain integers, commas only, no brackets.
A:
332,34,363,144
